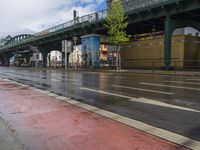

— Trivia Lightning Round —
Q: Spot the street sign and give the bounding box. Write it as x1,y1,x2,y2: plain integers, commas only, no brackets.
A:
62,40,73,69
67,41,72,52
62,40,65,52
62,40,72,53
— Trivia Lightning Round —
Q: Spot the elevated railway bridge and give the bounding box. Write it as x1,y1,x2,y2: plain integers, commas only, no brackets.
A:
0,0,200,68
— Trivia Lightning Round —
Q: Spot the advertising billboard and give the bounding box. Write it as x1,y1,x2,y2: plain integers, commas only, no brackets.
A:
81,35,100,68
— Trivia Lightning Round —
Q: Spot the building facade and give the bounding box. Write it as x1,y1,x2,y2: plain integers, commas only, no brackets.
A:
121,35,200,69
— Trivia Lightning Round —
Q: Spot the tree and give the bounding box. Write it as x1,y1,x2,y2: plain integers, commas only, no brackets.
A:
105,0,129,45
105,0,129,70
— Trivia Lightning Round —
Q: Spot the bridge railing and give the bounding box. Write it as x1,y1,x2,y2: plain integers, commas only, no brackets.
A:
34,9,107,37
0,0,177,51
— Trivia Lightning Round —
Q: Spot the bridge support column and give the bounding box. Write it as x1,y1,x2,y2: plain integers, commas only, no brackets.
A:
0,55,4,66
42,51,49,67
5,57,10,66
164,15,175,70
164,17,200,70
38,46,50,67
0,54,12,66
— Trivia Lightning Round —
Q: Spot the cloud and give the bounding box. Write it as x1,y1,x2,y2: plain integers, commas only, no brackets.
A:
0,0,106,37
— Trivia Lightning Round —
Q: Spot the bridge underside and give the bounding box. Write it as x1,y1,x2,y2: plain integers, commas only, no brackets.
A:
125,2,200,68
126,8,200,34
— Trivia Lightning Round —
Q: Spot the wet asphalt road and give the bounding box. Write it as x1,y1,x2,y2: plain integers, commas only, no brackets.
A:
0,67,199,141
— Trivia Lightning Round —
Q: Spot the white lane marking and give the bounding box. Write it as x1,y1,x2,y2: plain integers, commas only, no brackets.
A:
159,75,177,78
99,76,126,79
51,79,60,82
82,72,126,79
66,79,79,82
79,87,200,113
62,75,69,77
186,77,200,79
140,82,200,91
186,78,200,82
112,85,174,95
84,72,114,75
111,77,126,79
165,81,200,85
51,79,78,82
79,87,131,99
136,97,200,113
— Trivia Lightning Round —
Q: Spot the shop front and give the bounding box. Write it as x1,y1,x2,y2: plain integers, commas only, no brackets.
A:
100,44,121,69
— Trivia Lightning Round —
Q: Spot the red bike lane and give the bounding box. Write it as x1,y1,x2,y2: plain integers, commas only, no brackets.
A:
0,80,188,150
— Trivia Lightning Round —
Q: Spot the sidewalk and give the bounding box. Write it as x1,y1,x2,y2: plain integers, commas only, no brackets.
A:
0,117,24,150
0,79,190,150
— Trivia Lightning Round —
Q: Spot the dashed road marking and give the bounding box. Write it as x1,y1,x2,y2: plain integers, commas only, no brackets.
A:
136,97,200,113
112,85,174,95
165,81,200,85
79,87,200,113
186,78,200,82
51,79,61,82
51,78,79,82
79,87,132,99
140,82,200,91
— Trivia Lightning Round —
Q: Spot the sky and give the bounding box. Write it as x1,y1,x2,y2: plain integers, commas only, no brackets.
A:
0,0,106,38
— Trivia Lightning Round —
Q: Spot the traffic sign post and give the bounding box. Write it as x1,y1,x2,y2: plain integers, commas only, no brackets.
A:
62,40,72,69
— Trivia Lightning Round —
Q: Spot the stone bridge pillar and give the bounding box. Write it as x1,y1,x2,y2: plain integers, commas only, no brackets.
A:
164,16,200,70
0,54,12,66
38,46,51,67
164,15,175,70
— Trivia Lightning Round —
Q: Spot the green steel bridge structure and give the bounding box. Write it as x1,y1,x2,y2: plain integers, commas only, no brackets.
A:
0,0,200,68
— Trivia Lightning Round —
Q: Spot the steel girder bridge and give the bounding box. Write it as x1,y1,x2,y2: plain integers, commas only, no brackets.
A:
0,0,200,68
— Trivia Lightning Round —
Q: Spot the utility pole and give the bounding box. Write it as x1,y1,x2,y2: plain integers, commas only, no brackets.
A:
73,37,78,69
62,40,68,69
65,41,68,69
62,40,72,69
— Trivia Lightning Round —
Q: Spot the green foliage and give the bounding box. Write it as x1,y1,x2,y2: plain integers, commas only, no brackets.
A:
105,0,129,45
